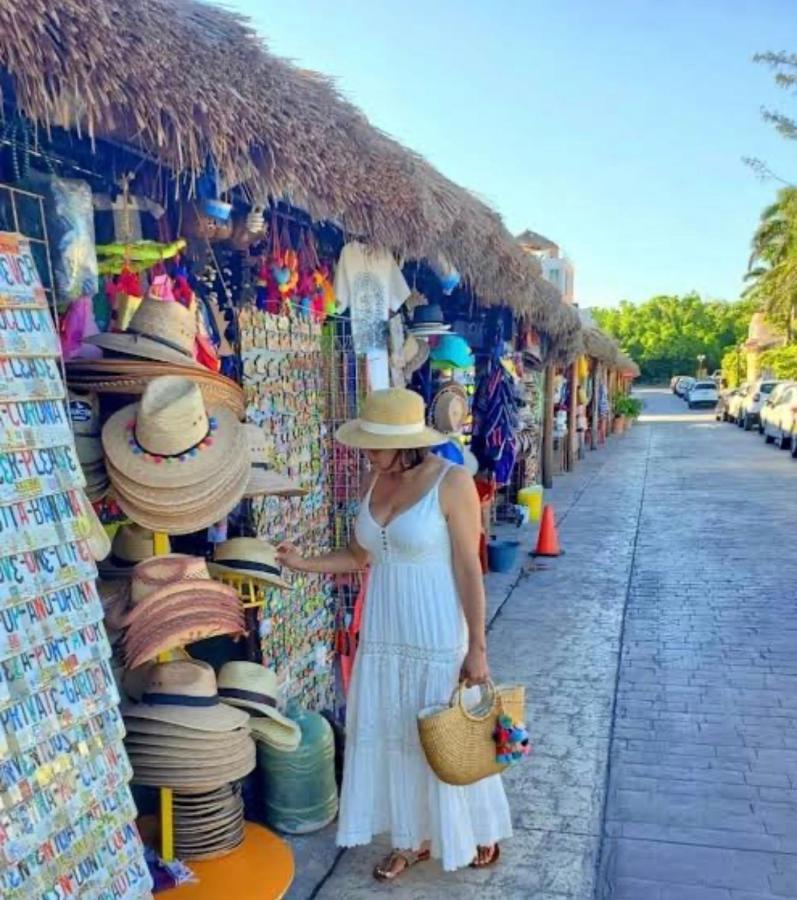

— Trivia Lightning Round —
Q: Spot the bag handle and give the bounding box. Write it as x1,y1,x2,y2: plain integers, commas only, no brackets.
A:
450,680,501,723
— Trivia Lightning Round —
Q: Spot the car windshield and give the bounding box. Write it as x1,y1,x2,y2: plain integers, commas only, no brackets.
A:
760,382,778,394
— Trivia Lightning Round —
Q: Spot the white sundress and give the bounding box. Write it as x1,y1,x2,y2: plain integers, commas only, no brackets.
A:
336,461,512,871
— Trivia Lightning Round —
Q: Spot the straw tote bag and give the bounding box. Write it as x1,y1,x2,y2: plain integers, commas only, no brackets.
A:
417,681,525,786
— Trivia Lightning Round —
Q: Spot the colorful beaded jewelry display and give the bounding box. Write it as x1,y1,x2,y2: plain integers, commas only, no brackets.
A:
125,416,219,463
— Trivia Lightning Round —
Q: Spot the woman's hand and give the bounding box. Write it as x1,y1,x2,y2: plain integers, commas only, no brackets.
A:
276,542,305,572
460,643,490,686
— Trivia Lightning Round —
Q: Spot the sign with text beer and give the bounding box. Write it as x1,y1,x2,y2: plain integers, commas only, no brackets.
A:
0,233,151,898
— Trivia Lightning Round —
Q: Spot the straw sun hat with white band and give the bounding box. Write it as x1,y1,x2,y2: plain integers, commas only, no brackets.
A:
335,388,444,450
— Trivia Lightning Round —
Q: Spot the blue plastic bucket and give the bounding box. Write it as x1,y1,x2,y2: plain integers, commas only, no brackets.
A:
487,540,520,573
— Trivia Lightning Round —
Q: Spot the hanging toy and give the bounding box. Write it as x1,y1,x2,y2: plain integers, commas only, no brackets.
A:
106,266,143,331
493,713,531,766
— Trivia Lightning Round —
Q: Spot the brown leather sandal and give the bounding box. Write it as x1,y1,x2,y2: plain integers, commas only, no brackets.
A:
373,848,431,881
469,843,500,869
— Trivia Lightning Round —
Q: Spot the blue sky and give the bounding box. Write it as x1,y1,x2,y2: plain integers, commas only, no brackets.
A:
229,0,795,307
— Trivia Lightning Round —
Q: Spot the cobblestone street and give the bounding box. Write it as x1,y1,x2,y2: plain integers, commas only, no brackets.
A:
293,388,797,899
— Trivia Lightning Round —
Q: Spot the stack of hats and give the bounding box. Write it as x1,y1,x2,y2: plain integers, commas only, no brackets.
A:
98,523,169,580
218,661,301,752
68,390,110,502
409,303,451,337
122,660,256,791
173,784,245,860
208,538,290,590
243,425,305,499
122,555,244,668
101,375,249,534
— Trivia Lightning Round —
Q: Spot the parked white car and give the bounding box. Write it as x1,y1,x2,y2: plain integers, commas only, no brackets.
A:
687,380,719,409
761,381,797,448
739,379,780,431
727,384,750,423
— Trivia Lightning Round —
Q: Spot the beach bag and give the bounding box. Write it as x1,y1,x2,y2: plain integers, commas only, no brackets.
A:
418,681,526,786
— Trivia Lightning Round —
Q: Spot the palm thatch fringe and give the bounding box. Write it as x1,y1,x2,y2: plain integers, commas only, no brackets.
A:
0,0,562,326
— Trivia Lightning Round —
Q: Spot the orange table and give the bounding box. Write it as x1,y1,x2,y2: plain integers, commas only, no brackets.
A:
139,819,294,899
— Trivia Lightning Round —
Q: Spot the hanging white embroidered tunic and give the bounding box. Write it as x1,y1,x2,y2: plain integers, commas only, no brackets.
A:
336,463,512,871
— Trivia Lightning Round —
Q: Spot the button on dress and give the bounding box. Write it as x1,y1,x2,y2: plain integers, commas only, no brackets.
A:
336,463,512,871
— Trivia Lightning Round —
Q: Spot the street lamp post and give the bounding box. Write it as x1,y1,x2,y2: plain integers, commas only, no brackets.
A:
697,354,706,377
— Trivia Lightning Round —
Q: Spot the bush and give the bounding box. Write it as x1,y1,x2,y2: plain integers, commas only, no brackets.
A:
759,345,797,381
614,395,643,418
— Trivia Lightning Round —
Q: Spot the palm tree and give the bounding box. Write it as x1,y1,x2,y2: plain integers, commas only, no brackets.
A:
745,187,797,342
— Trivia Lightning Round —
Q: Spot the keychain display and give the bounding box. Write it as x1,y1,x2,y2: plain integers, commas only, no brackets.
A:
239,305,335,712
0,232,150,898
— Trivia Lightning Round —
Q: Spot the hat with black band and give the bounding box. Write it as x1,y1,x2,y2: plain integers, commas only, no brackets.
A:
208,537,290,590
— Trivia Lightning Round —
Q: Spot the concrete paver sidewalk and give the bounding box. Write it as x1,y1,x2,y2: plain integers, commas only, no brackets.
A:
289,389,797,899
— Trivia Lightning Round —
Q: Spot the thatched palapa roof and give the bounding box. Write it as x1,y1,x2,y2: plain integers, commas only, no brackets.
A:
0,0,572,336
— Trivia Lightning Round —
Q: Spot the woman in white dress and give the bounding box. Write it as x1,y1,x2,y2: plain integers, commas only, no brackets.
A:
277,388,512,881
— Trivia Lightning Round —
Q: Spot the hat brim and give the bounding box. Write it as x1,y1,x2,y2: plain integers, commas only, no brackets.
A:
219,697,300,742
123,582,238,625
122,698,249,732
86,332,201,368
244,467,306,499
409,325,451,336
335,420,445,450
102,401,244,490
208,561,289,591
124,618,245,669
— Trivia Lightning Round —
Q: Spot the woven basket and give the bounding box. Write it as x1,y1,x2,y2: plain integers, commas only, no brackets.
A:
417,682,525,786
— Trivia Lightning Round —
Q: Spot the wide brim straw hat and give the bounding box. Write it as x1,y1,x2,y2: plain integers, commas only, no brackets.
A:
129,741,255,789
217,661,301,751
402,335,430,378
335,388,445,450
98,524,167,578
430,382,469,434
209,538,290,590
87,298,201,368
121,659,249,732
123,717,251,744
66,359,245,420
102,377,245,490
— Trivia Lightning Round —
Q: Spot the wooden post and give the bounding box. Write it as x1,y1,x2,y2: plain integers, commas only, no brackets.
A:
567,362,578,470
542,363,555,488
590,361,600,450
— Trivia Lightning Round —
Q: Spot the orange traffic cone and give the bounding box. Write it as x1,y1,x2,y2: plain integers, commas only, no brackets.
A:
532,505,562,557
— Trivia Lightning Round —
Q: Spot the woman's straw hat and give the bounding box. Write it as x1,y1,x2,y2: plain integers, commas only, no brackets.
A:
217,661,301,751
209,538,290,590
87,298,200,367
335,388,444,450
243,425,305,499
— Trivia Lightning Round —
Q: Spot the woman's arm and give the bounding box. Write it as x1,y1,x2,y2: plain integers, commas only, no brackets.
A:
276,538,369,575
441,466,490,685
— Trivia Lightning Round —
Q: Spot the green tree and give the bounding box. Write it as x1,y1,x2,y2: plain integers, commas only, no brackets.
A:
592,294,755,383
744,51,797,181
744,187,797,340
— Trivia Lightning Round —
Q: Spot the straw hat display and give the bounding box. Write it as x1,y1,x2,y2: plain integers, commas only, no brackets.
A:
121,555,244,668
68,390,110,501
243,425,305,499
98,523,169,579
400,334,430,380
430,382,469,434
87,298,201,367
335,388,444,450
209,538,290,590
101,375,249,534
66,358,246,420
173,784,245,860
122,660,256,790
218,661,301,752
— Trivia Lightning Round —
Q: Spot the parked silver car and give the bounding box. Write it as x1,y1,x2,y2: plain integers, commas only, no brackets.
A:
739,379,780,431
761,382,797,448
